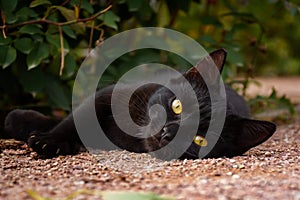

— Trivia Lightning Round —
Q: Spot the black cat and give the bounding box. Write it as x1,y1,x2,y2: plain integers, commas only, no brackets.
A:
4,49,276,159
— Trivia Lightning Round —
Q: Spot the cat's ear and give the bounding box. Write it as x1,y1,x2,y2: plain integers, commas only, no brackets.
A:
223,115,276,152
238,118,276,148
208,48,227,73
184,49,227,82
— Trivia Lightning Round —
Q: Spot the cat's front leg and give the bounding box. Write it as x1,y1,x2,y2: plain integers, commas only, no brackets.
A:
27,114,83,157
5,109,60,142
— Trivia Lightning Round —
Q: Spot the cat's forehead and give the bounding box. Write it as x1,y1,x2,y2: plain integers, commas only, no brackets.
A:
151,80,198,102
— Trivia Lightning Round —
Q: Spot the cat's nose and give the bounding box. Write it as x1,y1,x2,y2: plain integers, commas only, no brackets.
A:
163,127,167,133
161,124,178,143
161,131,174,143
161,126,176,142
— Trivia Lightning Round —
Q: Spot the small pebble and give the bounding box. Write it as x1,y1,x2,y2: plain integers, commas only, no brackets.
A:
226,172,233,176
232,174,240,179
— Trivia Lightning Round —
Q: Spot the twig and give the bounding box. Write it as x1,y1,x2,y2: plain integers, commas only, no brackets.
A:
61,0,71,6
59,25,65,76
95,28,104,46
88,21,95,52
1,9,7,38
0,4,112,29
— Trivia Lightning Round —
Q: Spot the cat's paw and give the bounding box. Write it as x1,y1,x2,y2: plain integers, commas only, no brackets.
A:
5,109,58,141
5,109,35,141
28,132,81,158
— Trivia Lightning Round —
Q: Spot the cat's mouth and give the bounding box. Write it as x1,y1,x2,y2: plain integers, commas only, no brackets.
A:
145,121,208,155
152,122,179,147
153,125,208,149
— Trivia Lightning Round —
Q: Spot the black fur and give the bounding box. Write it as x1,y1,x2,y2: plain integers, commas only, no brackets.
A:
4,49,276,159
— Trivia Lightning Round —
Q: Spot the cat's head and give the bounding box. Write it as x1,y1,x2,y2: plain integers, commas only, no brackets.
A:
142,49,276,160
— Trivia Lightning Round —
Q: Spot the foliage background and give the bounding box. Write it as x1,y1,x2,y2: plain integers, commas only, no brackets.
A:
0,0,299,118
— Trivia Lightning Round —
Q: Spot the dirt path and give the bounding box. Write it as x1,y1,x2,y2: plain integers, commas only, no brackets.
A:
0,77,299,200
0,122,299,200
246,77,300,103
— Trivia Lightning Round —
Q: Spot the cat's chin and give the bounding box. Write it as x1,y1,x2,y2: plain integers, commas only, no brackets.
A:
143,136,198,160
142,137,162,152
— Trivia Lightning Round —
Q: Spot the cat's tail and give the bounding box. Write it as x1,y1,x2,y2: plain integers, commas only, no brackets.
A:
4,109,60,142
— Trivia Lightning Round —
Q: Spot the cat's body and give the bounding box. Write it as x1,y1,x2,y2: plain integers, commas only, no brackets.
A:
4,49,276,159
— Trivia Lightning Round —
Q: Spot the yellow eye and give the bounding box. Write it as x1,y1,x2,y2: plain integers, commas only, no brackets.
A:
171,99,182,114
194,136,208,147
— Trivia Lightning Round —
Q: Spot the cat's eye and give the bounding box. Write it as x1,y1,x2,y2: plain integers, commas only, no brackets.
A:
193,135,208,147
171,99,182,114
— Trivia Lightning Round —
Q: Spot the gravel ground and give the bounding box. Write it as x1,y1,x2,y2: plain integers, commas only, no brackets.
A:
0,121,299,200
1,78,300,200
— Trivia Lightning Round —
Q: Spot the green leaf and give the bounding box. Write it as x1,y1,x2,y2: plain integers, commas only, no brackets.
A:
202,16,223,27
81,0,94,13
31,34,44,42
71,22,86,35
126,0,143,11
29,0,51,8
0,46,17,69
46,34,60,49
28,190,174,200
101,191,174,200
4,12,17,24
19,24,43,35
0,34,11,45
99,11,120,30
200,35,216,45
62,25,77,39
137,1,153,21
133,49,161,64
27,43,50,70
26,190,48,200
0,0,17,12
168,53,192,70
70,0,80,4
14,38,34,54
62,54,77,78
226,48,244,67
46,81,71,110
19,68,49,92
55,6,86,34
55,6,75,21
166,0,191,13
16,7,38,21
46,34,70,54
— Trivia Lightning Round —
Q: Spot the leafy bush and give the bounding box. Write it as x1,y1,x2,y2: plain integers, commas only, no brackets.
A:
0,0,299,114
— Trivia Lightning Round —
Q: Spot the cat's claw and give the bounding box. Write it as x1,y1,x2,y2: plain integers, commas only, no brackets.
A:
28,132,81,158
28,132,59,157
56,148,60,155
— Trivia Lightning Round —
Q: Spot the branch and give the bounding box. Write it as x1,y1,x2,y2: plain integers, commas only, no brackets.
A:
58,26,65,76
0,4,112,29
